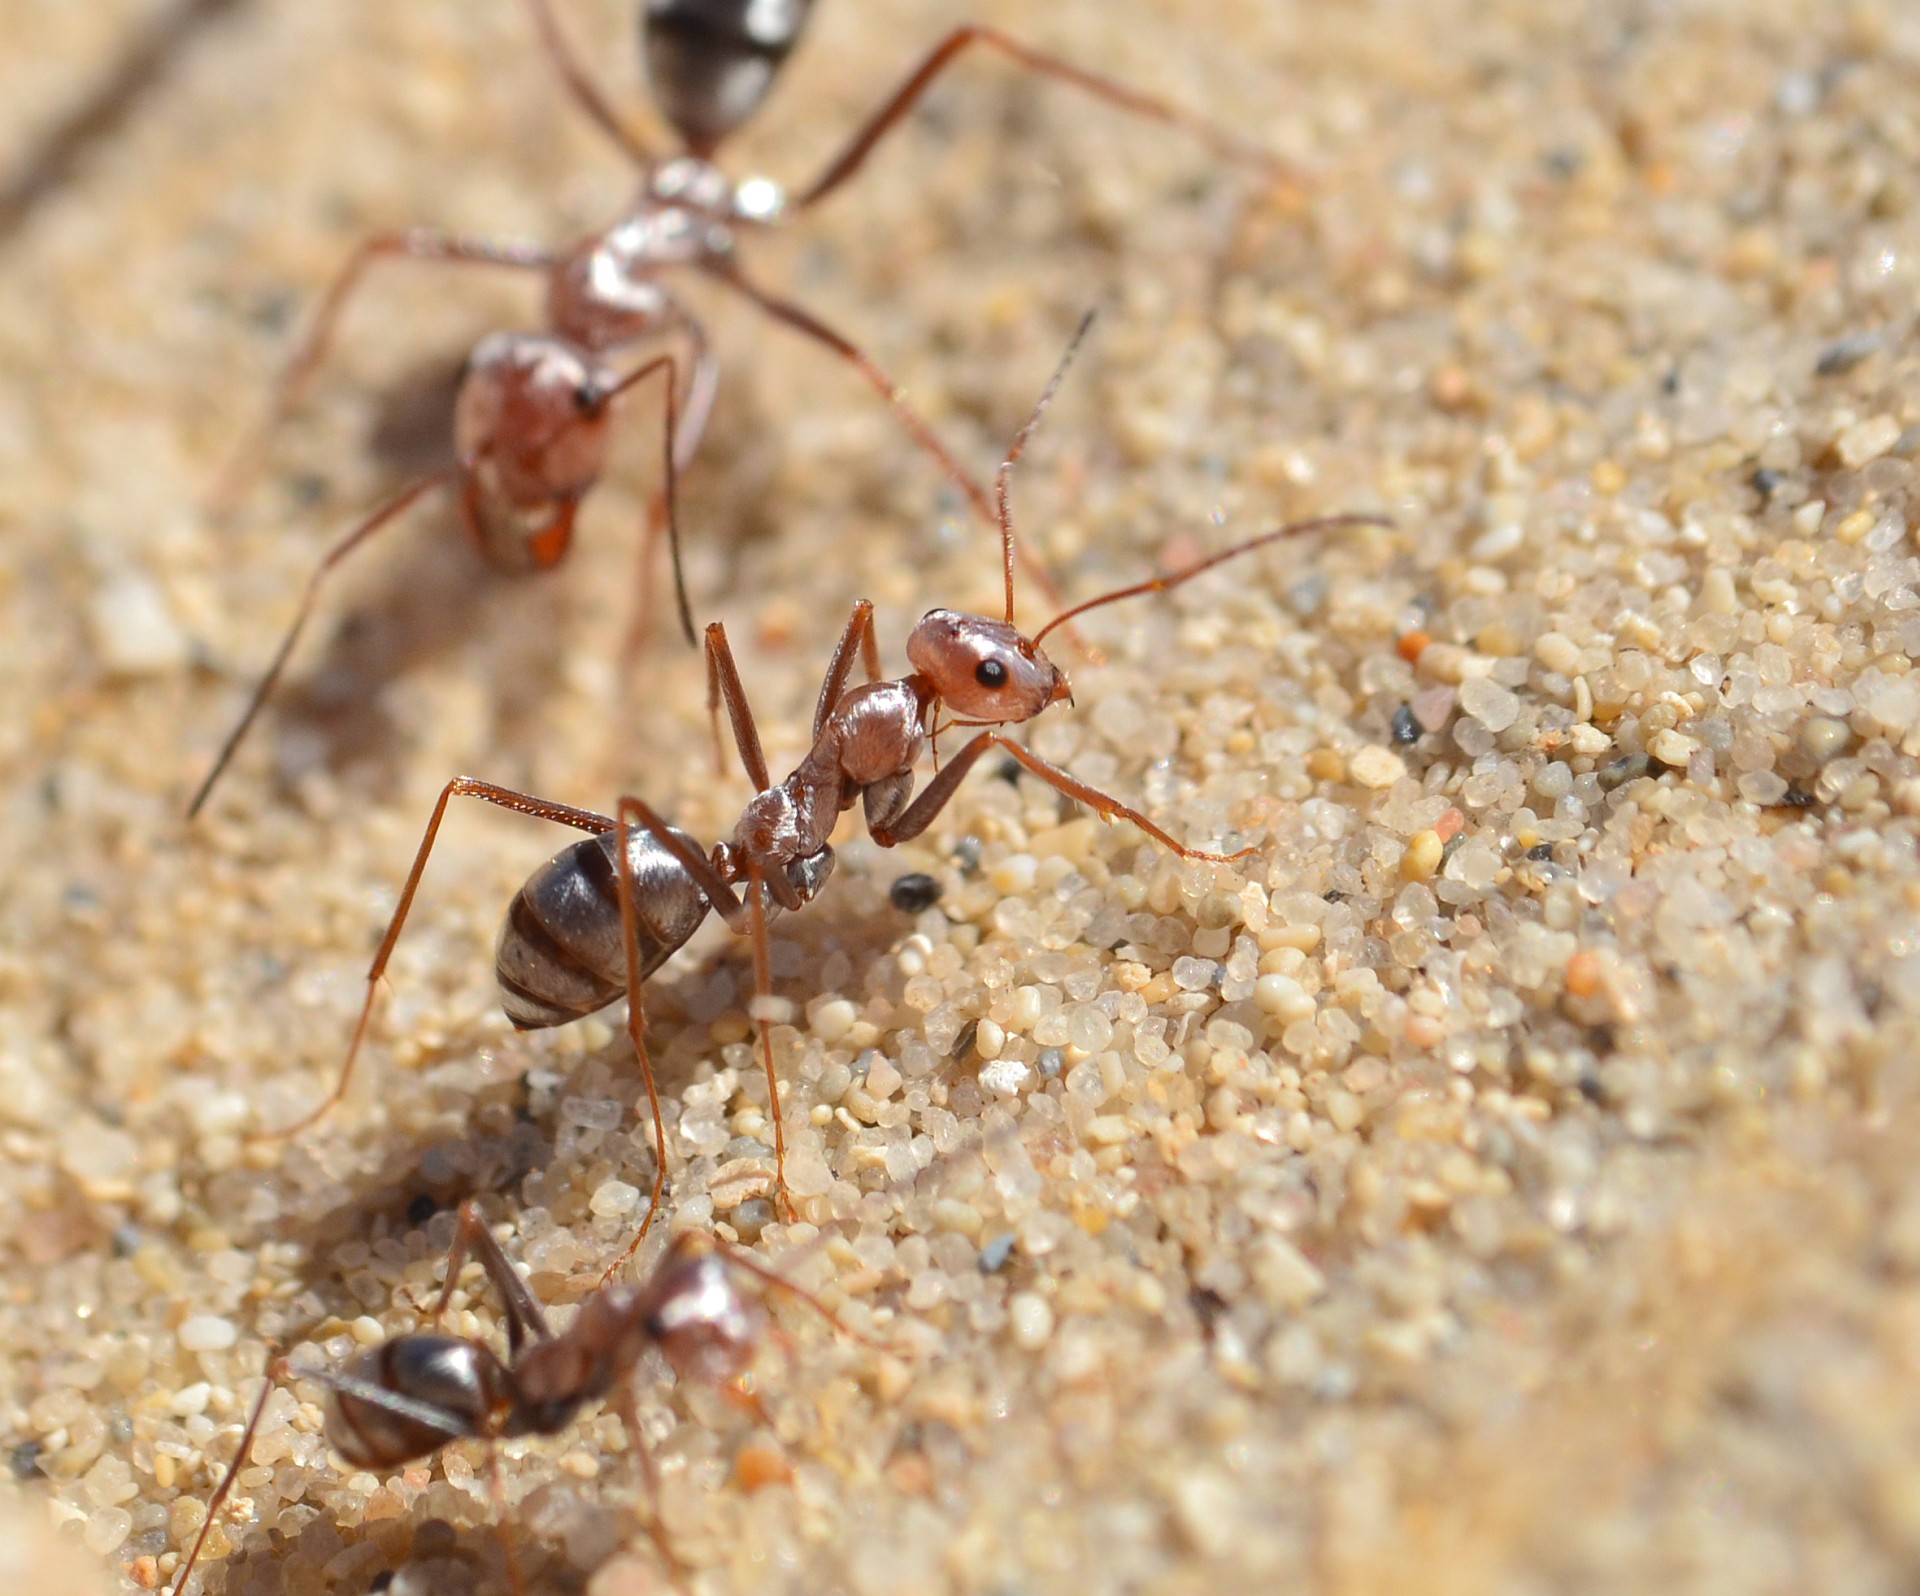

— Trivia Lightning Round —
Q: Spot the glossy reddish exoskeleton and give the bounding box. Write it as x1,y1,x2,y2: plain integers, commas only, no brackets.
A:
268,316,1389,1239
164,1200,869,1594
188,0,1285,818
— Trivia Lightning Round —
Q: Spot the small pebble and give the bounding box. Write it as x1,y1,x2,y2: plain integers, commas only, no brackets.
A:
1348,745,1408,788
811,998,857,1044
1401,830,1444,881
1390,704,1419,745
979,1057,1031,1097
90,573,187,676
1008,1292,1055,1350
888,873,941,913
83,1506,133,1557
1798,716,1851,765
176,1316,237,1354
1832,413,1900,469
1256,974,1315,1023
1458,676,1521,732
1172,957,1217,992
1648,729,1700,769
589,1181,641,1218
1813,330,1879,375
865,1054,902,1099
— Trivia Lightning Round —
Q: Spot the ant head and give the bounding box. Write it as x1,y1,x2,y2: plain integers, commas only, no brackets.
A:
643,1231,765,1386
907,610,1070,724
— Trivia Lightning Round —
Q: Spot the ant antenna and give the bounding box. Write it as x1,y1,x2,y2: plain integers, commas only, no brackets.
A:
996,309,1098,624
1031,512,1396,649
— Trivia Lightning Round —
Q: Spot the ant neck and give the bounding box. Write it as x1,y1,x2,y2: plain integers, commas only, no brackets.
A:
903,673,941,725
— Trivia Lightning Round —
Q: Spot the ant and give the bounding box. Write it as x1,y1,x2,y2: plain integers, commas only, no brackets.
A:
267,313,1389,1238
166,1200,875,1595
187,0,1282,818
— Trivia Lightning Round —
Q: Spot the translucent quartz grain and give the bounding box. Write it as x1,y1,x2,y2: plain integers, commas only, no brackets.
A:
1459,676,1521,732
21,2,1920,1592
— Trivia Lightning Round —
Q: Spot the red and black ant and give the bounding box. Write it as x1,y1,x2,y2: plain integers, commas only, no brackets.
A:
264,315,1388,1238
165,1200,880,1594
188,0,1282,818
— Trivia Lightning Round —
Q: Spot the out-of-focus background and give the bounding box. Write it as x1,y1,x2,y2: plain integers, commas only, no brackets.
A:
4,0,1920,1592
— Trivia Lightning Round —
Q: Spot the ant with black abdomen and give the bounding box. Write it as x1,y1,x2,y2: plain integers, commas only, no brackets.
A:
187,0,1285,818
259,315,1389,1248
164,1200,882,1595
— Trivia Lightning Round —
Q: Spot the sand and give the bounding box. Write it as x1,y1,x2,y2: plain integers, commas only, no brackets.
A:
4,0,1920,1592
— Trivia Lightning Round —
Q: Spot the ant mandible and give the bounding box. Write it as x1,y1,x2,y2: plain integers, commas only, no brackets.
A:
187,0,1283,817
266,313,1389,1249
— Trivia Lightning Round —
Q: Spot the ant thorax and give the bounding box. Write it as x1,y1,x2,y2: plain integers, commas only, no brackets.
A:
545,159,785,351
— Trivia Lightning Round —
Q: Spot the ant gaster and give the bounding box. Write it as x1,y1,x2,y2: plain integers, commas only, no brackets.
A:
187,0,1283,818
271,314,1390,1244
166,1201,868,1595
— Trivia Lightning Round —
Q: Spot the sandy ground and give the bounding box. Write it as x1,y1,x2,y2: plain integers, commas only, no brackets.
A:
4,0,1920,1592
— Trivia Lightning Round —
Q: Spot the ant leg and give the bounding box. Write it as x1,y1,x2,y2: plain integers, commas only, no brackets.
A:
598,793,760,1277
211,230,553,519
186,467,458,819
622,325,717,665
873,731,1258,863
716,1243,895,1354
711,263,1075,617
425,1200,553,1356
588,349,695,649
810,601,879,743
612,796,749,924
706,262,989,528
601,801,674,1283
484,1442,528,1596
743,864,795,1222
791,23,1285,213
166,1352,282,1596
257,779,618,1140
704,621,772,789
612,1383,680,1569
520,0,654,165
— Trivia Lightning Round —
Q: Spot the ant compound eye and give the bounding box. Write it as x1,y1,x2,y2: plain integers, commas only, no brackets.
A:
975,659,1009,689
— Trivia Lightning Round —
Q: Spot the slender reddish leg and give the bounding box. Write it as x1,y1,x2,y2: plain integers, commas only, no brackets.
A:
211,230,554,519
874,730,1256,863
809,601,882,741
426,1200,555,1353
256,779,617,1140
485,1442,527,1596
742,861,794,1220
186,467,457,818
165,1351,282,1596
607,795,797,1216
705,621,772,789
587,349,695,647
625,323,717,661
612,1381,678,1566
520,0,654,164
792,24,1286,212
707,262,1075,620
707,263,994,520
604,801,674,1282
